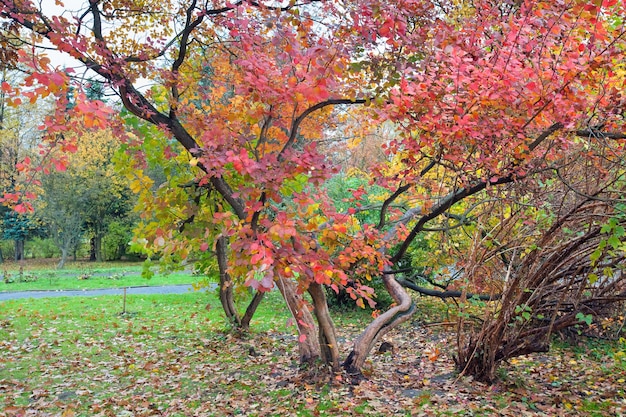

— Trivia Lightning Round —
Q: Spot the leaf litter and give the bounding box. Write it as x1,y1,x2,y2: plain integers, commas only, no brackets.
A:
0,295,624,416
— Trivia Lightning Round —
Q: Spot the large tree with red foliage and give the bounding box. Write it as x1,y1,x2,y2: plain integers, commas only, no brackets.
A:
1,0,625,378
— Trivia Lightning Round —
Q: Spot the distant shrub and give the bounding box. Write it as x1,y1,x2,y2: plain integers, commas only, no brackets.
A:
103,220,141,261
2,269,38,283
24,237,61,259
0,240,12,260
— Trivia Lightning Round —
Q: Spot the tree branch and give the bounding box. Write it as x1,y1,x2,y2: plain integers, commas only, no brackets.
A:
390,123,565,264
575,129,626,140
280,98,367,158
88,0,104,41
376,157,438,230
397,277,500,301
172,0,201,73
376,184,411,229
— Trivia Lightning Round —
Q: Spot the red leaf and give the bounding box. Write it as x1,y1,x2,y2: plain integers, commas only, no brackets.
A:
1,193,19,204
14,202,33,214
298,334,307,343
53,159,67,172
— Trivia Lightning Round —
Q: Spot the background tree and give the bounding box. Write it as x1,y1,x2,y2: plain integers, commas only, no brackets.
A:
37,128,132,267
82,132,133,262
38,171,86,268
0,66,46,260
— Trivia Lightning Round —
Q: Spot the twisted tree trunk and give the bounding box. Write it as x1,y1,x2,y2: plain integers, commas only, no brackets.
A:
216,236,241,327
276,276,322,364
308,282,340,370
343,270,416,374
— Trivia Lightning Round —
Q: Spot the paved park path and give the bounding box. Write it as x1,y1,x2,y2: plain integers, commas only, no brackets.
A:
0,285,201,301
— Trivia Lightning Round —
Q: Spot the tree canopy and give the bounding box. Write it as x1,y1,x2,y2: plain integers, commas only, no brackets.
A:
1,0,625,379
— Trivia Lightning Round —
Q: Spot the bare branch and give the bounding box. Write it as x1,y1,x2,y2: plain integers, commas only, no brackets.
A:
376,184,411,229
397,277,501,301
280,98,367,158
376,156,439,230
575,129,626,140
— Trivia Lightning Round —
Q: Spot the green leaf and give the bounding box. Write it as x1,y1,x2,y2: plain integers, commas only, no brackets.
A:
280,173,308,196
590,246,603,265
575,312,592,326
608,235,621,250
141,259,155,280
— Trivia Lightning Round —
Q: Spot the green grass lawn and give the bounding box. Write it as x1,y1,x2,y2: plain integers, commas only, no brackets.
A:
1,291,625,416
0,260,200,291
0,291,313,417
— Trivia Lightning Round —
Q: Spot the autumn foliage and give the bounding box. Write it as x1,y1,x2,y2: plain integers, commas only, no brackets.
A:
1,0,625,380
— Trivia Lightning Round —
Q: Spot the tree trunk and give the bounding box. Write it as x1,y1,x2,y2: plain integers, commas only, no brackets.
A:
94,233,103,262
343,271,416,374
216,236,242,327
90,237,96,261
14,239,24,261
240,290,265,331
214,236,265,331
276,276,321,365
308,282,340,370
57,247,68,269
90,234,103,262
457,338,499,384
0,246,4,263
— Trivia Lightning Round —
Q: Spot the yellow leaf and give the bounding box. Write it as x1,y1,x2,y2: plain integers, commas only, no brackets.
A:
130,179,142,193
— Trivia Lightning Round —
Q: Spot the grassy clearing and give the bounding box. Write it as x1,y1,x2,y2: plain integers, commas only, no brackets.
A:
0,260,199,291
1,259,141,273
1,292,625,416
0,291,298,416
